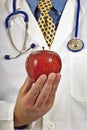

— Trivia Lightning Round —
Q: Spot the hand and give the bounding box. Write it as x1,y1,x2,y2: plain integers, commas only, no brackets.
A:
14,73,61,127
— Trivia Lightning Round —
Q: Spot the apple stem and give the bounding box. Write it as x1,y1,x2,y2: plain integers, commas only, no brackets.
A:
42,46,45,50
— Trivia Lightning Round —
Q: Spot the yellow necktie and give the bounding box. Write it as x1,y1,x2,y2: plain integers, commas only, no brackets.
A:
38,0,56,48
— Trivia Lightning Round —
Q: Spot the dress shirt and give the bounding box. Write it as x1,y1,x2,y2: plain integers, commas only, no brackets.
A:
26,0,67,28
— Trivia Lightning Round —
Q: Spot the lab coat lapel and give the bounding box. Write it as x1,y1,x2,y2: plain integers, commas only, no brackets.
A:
6,0,48,50
25,4,49,50
51,0,76,52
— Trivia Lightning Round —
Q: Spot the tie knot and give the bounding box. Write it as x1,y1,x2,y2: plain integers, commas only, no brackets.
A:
38,0,53,14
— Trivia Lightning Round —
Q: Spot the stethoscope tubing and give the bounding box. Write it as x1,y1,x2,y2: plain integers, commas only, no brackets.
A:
75,0,80,38
5,11,29,28
5,0,29,29
4,0,30,60
4,43,36,60
13,0,16,12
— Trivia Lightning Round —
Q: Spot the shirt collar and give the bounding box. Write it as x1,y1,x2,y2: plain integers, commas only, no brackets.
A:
53,0,67,12
26,0,67,14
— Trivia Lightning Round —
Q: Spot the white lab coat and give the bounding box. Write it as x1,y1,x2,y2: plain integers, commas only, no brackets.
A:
0,0,87,130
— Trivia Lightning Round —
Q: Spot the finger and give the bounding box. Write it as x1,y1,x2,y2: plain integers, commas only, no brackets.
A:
51,73,61,93
20,77,33,95
34,73,56,108
44,93,56,112
45,73,61,106
25,74,47,106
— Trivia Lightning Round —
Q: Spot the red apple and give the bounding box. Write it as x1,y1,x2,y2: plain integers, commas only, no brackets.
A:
25,50,62,82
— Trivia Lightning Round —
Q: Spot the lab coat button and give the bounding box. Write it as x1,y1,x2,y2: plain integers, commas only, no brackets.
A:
47,121,55,130
67,39,84,52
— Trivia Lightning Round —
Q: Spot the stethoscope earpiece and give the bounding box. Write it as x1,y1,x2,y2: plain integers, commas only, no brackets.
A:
30,43,36,49
4,43,36,60
4,55,11,60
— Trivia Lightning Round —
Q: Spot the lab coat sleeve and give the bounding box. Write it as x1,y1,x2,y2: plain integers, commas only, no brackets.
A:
14,124,32,130
0,101,15,130
0,101,33,130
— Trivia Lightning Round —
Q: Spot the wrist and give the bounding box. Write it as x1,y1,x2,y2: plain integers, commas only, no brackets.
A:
14,113,27,128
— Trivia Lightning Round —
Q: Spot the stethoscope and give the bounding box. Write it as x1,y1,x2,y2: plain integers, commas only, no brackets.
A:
4,0,84,60
4,0,36,60
67,0,84,52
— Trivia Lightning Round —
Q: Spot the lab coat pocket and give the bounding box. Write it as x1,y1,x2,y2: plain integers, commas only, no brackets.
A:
69,51,87,102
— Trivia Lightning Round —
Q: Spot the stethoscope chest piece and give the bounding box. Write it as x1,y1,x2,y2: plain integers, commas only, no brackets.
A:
67,0,84,52
67,39,84,52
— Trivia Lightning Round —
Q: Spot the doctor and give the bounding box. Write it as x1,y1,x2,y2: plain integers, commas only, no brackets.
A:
0,0,87,130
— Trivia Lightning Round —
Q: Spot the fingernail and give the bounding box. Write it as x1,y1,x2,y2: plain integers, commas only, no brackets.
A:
57,73,61,79
48,73,56,79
